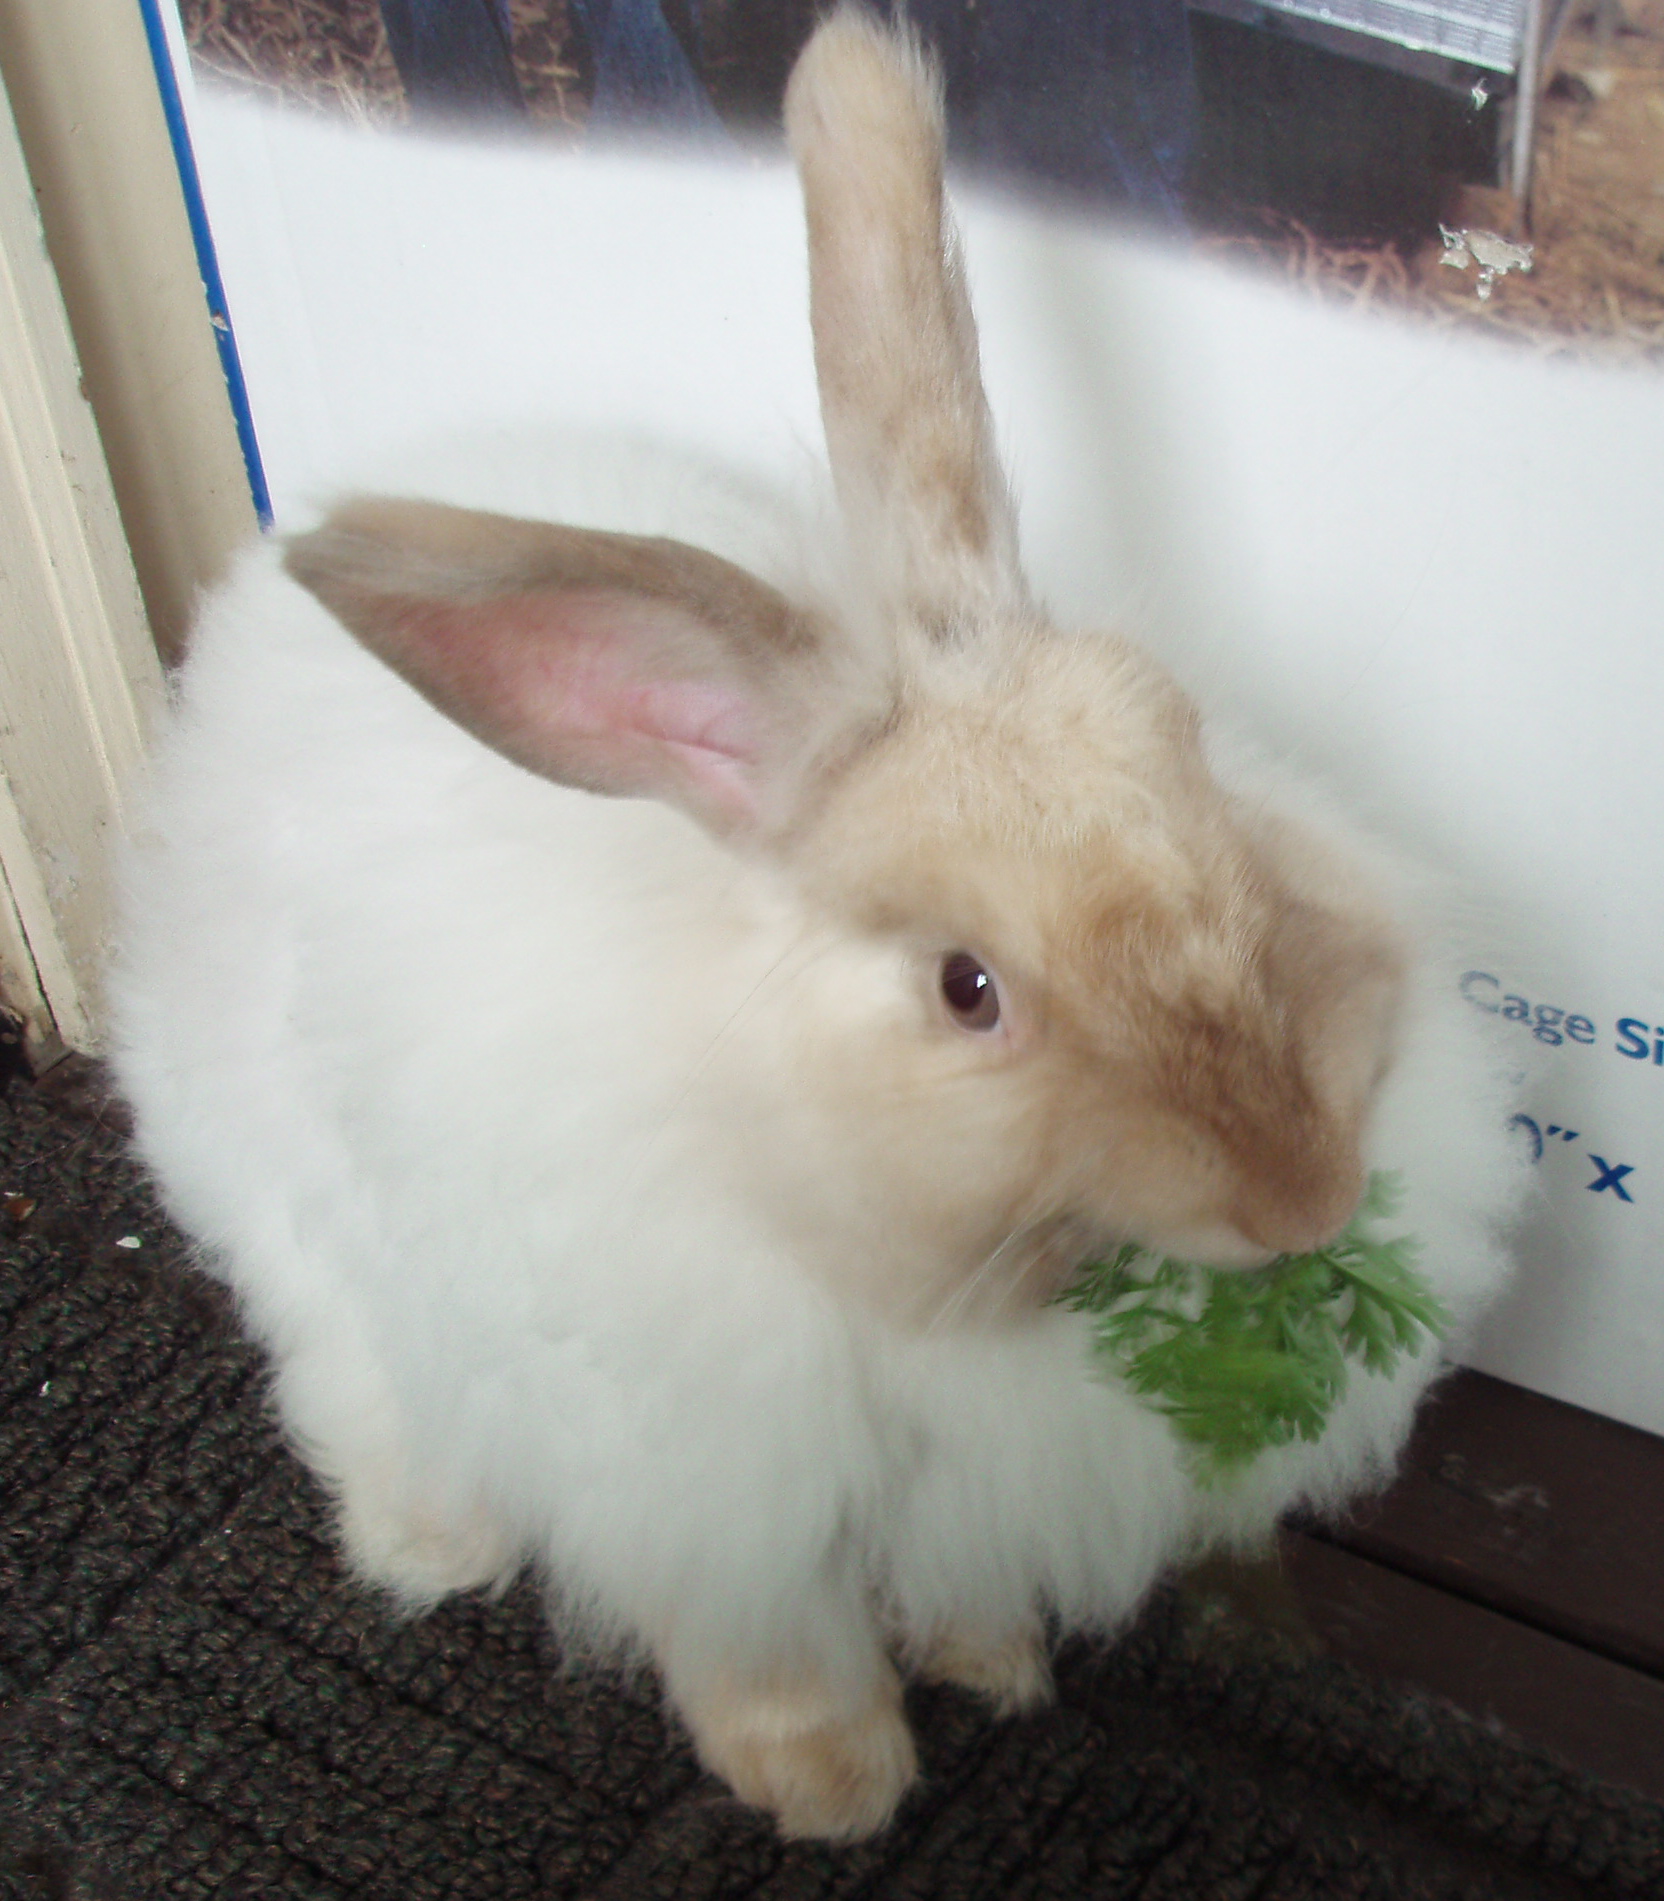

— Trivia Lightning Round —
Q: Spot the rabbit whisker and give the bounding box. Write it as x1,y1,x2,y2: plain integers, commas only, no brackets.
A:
924,1222,1030,1335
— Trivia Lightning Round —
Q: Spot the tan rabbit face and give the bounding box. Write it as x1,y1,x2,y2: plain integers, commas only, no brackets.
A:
773,629,1407,1327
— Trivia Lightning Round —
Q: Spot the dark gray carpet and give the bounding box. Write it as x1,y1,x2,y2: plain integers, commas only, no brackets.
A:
2,1068,1660,1900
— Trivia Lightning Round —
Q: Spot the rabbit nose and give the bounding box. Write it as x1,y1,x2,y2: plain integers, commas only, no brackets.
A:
1233,1171,1363,1259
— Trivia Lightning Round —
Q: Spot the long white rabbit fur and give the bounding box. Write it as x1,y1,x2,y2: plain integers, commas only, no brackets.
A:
109,7,1521,1842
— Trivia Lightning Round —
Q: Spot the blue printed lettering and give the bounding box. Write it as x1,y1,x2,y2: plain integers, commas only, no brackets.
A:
1508,1114,1544,1162
1616,1018,1650,1060
1461,975,1660,1075
1459,971,1501,1012
1588,1156,1636,1202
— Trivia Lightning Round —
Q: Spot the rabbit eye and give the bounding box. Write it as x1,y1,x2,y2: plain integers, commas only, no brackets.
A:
940,952,1001,1031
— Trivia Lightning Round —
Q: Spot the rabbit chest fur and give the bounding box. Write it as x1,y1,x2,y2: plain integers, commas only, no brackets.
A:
109,7,1522,1843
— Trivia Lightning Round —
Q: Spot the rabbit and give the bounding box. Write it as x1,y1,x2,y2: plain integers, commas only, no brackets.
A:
108,6,1522,1844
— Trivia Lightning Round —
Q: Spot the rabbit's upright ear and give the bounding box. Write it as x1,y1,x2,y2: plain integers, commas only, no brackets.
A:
285,497,824,839
784,9,1024,629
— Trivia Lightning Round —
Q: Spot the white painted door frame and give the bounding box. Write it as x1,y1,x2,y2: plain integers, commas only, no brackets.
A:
0,62,165,1058
0,0,257,1062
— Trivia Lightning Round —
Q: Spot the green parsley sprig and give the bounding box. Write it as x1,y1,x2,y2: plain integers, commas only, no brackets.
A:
1056,1172,1446,1481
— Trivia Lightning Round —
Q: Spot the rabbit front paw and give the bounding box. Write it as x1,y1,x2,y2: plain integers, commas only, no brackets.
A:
915,1623,1055,1716
677,1665,918,1841
334,1477,520,1607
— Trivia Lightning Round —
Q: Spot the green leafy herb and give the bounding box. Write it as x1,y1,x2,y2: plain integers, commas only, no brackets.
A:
1056,1173,1446,1481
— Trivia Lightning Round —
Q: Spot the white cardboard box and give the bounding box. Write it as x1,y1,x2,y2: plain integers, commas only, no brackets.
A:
178,83,1664,1435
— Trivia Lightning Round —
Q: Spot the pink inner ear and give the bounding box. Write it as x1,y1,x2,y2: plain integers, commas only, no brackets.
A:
597,674,760,766
577,669,764,820
381,587,769,828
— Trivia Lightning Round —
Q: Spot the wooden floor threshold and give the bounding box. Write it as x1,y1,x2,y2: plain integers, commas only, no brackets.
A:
1275,1369,1664,1803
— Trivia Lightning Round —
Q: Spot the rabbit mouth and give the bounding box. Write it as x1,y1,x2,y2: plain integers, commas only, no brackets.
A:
978,1215,1106,1318
915,1213,1094,1333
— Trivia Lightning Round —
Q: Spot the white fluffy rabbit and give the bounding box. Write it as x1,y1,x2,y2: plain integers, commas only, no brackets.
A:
110,7,1520,1842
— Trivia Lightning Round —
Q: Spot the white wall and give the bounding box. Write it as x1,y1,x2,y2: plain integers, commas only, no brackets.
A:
182,87,1664,1433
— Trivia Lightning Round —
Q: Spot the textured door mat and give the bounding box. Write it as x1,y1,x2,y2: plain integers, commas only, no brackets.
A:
2,1072,1660,1900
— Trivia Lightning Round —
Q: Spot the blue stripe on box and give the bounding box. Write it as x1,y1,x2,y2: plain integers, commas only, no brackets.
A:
136,0,274,529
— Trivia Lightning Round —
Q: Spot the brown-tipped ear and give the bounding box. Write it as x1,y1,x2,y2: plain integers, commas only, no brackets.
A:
284,497,822,837
784,9,1025,629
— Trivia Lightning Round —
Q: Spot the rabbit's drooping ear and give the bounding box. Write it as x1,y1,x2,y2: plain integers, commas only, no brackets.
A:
784,9,1025,628
285,497,822,837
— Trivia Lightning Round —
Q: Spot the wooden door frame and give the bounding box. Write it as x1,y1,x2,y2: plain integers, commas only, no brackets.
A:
0,0,256,1059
